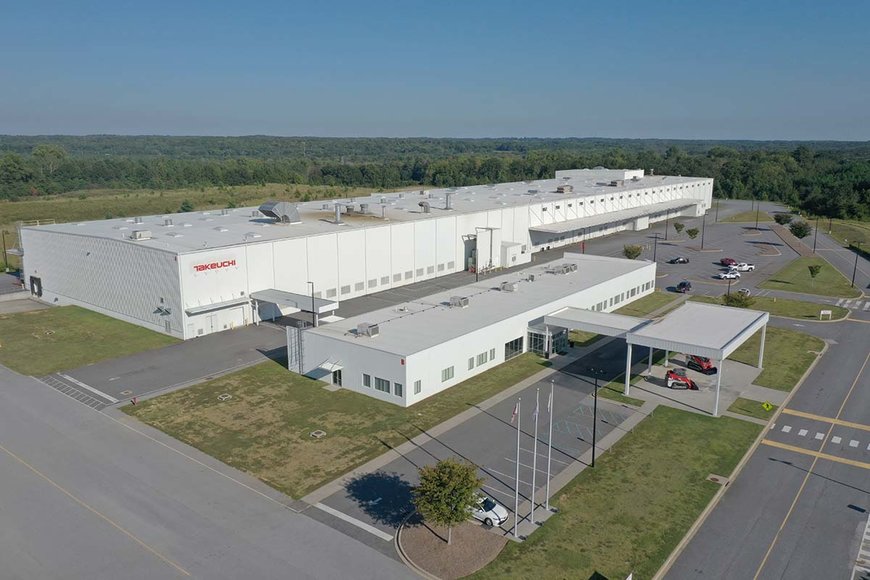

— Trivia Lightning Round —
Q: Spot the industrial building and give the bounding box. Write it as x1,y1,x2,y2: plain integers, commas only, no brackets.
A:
19,168,712,339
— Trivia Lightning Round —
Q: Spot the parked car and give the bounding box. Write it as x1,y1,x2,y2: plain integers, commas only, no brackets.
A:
687,355,718,375
677,280,692,293
720,257,737,266
737,288,752,296
668,257,689,264
470,494,509,527
718,271,741,280
735,263,756,272
666,368,698,390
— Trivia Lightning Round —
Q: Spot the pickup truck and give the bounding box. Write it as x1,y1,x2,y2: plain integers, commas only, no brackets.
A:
734,263,756,272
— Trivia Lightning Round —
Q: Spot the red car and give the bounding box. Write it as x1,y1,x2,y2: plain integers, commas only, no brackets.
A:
720,257,737,266
687,355,718,375
666,368,698,390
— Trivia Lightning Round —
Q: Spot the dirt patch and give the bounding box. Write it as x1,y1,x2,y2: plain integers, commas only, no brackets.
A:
400,515,507,579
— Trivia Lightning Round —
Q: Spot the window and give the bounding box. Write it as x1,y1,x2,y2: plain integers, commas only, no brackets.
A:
441,366,455,382
414,380,422,395
541,207,548,212
468,357,475,370
355,282,364,291
394,382,403,397
341,285,351,295
490,348,496,360
405,270,413,279
374,377,390,393
438,263,445,272
416,268,424,276
505,337,524,360
447,261,455,269
381,276,390,285
363,374,371,388
427,265,435,274
326,288,337,298
477,352,487,365
394,273,402,282
368,279,377,288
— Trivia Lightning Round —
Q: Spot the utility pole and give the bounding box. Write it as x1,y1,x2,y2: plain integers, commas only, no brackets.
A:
715,198,720,222
652,233,659,262
852,242,862,288
754,197,760,230
727,277,733,296
1,230,7,272
664,212,670,240
812,215,820,254
587,367,606,468
700,212,707,250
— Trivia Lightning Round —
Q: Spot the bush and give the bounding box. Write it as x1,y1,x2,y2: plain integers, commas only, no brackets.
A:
179,199,194,213
686,227,699,240
673,222,685,236
722,293,755,308
774,213,793,225
623,244,643,260
789,220,812,239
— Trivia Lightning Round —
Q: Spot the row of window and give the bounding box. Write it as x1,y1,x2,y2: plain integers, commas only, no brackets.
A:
315,261,458,299
362,373,425,398
466,348,497,371
591,280,655,312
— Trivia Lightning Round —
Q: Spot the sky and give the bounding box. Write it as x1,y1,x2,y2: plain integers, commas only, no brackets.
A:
2,0,868,140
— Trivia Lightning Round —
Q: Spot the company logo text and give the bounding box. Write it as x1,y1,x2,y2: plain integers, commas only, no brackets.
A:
193,259,236,272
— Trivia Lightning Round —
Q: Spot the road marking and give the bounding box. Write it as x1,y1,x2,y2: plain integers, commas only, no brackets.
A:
780,408,870,432
760,439,870,470
850,440,859,448
485,466,532,487
797,429,808,437
504,457,554,474
770,423,775,430
58,374,119,403
864,302,870,312
832,436,842,444
0,441,190,576
482,485,516,502
836,298,845,306
815,432,825,440
313,503,394,542
781,425,792,433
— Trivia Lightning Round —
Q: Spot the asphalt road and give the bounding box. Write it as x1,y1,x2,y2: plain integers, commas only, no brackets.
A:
0,365,412,580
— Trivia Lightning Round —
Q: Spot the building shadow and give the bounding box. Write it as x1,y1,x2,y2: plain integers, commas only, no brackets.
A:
767,457,869,495
256,346,288,366
343,471,414,528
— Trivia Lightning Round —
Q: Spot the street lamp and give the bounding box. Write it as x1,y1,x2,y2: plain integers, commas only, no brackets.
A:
586,366,607,468
852,242,863,288
652,233,659,262
727,276,733,296
664,211,670,240
307,281,318,327
754,197,760,230
715,198,721,223
700,212,707,250
0,230,8,272
812,215,820,254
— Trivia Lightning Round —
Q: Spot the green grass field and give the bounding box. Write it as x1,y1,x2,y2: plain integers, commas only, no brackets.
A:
615,290,682,318
125,353,549,499
760,256,861,298
821,218,870,248
598,379,645,407
728,326,823,391
689,294,848,320
0,306,177,375
473,406,761,580
727,397,777,421
722,210,774,223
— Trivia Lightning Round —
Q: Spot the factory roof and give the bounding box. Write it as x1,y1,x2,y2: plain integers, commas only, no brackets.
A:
304,253,654,357
23,169,711,254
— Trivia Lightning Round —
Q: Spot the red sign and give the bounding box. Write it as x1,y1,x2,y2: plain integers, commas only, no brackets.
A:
193,259,236,272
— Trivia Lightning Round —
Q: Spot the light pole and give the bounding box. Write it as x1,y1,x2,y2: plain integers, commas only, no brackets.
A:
852,242,862,288
754,197,760,230
307,281,318,327
715,198,720,222
664,212,670,240
727,276,733,296
586,366,606,468
812,215,820,254
700,212,707,250
652,233,659,262
1,230,8,272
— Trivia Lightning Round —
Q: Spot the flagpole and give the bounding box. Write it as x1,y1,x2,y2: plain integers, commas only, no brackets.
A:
545,379,554,511
530,387,540,525
513,397,521,538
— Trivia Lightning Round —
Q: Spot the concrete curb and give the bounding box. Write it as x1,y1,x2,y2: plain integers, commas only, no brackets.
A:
394,510,440,580
652,339,830,580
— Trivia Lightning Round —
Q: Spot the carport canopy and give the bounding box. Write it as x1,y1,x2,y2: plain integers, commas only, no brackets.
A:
250,289,338,314
544,307,652,337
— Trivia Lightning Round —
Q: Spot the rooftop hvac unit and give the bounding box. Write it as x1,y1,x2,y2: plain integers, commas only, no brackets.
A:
528,274,536,282
563,263,578,272
134,216,144,224
258,201,301,224
130,230,152,240
221,208,230,216
357,322,380,337
528,189,539,194
321,203,331,210
359,203,369,214
449,296,469,308
500,281,519,292
556,185,574,194
398,192,405,199
163,218,173,226
610,179,625,187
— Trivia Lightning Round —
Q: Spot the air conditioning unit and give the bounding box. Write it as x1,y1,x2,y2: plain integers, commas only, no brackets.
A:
449,296,469,308
528,274,536,282
130,230,152,240
500,281,519,292
357,322,380,337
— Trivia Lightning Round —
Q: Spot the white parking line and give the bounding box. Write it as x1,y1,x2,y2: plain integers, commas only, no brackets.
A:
58,374,119,403
770,423,776,430
781,425,792,433
518,448,571,466
485,466,532,487
313,503,394,542
837,298,845,306
504,457,554,474
831,436,842,444
482,485,516,502
815,432,825,440
798,429,808,437
864,302,870,311
849,440,859,448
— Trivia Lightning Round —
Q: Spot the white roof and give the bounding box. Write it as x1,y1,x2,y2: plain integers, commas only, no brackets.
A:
626,302,769,360
306,253,654,356
530,199,697,234
23,168,711,254
544,308,651,337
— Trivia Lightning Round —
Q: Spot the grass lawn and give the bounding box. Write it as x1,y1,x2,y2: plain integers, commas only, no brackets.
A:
689,294,848,320
569,329,603,348
0,306,177,375
598,380,645,408
728,326,823,391
473,406,761,580
124,353,550,499
722,210,773,223
760,256,861,298
824,218,870,248
728,397,777,421
615,290,682,318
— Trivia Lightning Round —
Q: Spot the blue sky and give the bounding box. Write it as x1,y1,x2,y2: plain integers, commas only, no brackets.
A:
2,0,868,139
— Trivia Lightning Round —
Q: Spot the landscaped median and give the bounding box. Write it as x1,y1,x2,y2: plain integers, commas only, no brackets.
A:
690,294,848,320
0,305,178,375
124,353,550,499
472,406,761,580
727,397,777,421
722,210,774,223
760,256,861,298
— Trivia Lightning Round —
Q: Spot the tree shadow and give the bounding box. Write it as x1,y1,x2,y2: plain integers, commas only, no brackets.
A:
344,471,414,528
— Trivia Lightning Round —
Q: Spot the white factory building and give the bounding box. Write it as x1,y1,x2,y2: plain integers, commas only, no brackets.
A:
19,168,712,339
296,253,657,406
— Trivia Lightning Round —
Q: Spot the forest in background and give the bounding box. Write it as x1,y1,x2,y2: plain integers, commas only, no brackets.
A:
0,136,868,219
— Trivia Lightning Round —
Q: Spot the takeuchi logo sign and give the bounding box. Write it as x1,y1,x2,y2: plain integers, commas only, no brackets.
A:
193,259,236,272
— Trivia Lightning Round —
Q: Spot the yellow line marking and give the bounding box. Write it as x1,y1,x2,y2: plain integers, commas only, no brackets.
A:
753,351,870,580
760,439,870,470
780,408,870,432
0,441,190,577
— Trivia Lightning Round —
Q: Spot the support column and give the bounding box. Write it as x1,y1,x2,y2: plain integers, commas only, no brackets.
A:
624,343,633,396
647,346,653,374
713,359,723,417
758,325,766,369
664,350,669,367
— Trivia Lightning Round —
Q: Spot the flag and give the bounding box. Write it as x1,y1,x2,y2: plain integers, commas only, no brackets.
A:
510,401,519,424
533,400,539,420
547,390,553,414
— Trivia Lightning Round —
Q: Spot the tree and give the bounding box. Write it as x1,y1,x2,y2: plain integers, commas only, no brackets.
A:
808,264,822,287
722,293,755,308
686,227,699,240
622,244,643,260
179,199,194,212
773,213,793,226
673,222,685,236
31,144,68,177
413,458,483,545
789,220,812,239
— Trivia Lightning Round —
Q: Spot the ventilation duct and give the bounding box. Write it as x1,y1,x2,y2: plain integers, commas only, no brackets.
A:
500,281,519,292
258,201,301,224
449,296,469,308
418,201,431,213
334,204,343,224
357,322,380,337
445,192,454,210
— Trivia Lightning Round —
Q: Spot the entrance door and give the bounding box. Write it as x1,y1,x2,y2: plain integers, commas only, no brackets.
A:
30,276,42,297
207,314,217,334
332,370,343,386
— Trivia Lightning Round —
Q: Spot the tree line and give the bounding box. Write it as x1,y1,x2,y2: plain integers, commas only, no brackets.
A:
1,138,868,219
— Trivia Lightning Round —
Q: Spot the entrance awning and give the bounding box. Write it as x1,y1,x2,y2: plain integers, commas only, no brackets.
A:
318,359,343,373
529,200,697,235
185,296,250,316
250,289,338,314
545,307,652,337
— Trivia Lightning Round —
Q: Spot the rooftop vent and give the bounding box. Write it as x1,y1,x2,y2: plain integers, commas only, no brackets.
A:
333,204,343,224
500,281,519,292
418,201,431,214
445,192,454,210
220,208,230,216
163,218,174,227
528,274,536,282
449,296,469,308
251,210,261,218
357,322,380,338
321,203,331,210
556,185,574,194
134,216,144,225
258,201,301,224
130,230,152,241
610,180,625,187
359,203,369,214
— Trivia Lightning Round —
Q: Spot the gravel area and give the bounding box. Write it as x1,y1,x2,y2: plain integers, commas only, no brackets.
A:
400,516,507,579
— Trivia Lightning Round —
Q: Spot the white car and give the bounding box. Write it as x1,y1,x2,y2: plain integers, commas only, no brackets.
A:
718,271,741,280
470,494,509,527
735,263,756,272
